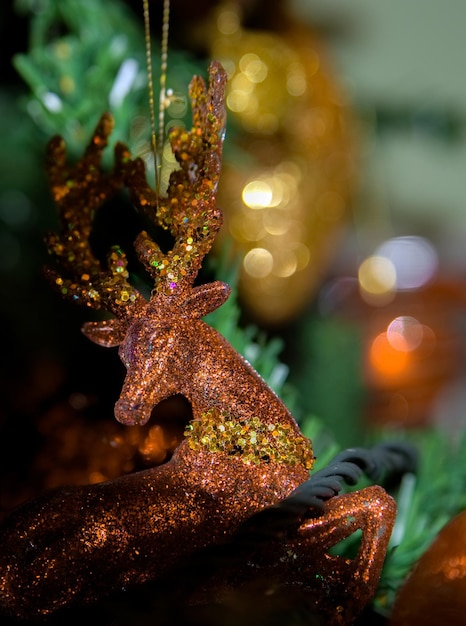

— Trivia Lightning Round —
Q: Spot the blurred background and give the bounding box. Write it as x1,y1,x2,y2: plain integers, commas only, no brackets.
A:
1,1,466,621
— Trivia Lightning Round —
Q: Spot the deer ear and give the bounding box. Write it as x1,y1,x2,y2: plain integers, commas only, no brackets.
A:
183,281,231,318
81,319,127,347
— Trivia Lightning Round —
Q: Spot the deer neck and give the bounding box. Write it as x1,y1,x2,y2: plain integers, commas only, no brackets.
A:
182,323,315,472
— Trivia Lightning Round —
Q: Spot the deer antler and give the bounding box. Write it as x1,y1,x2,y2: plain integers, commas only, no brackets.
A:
118,60,227,296
45,62,228,346
45,113,145,345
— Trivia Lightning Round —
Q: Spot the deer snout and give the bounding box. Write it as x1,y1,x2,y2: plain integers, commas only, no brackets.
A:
114,398,151,426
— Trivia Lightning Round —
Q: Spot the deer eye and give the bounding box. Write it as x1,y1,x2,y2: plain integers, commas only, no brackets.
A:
119,331,139,369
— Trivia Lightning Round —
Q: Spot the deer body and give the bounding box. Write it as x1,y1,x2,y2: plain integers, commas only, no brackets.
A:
0,441,308,620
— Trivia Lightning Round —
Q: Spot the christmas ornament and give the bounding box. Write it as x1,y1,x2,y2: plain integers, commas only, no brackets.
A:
390,509,466,626
364,281,465,427
0,63,400,626
210,2,355,324
326,269,466,427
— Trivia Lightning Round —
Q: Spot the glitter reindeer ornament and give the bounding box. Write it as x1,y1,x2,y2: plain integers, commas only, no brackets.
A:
0,63,400,625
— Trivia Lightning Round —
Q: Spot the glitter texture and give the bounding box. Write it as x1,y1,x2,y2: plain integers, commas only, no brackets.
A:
0,442,308,620
44,113,141,320
0,62,397,626
185,408,314,469
390,509,466,626
195,485,396,626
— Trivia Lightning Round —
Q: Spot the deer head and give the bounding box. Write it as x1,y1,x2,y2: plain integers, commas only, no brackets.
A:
45,62,230,426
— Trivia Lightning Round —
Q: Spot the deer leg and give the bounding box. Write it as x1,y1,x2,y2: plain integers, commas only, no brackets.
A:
179,486,395,626
0,445,306,621
279,485,396,625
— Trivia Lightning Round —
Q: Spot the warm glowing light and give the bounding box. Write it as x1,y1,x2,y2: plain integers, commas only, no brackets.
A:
139,425,181,464
275,160,302,183
387,316,424,352
263,176,284,207
239,53,268,83
286,62,307,96
227,74,259,113
263,210,290,235
369,332,410,378
242,171,297,211
358,255,396,302
89,471,107,485
293,243,311,270
242,180,273,209
217,8,240,35
227,89,252,113
243,247,273,278
231,72,255,93
271,247,297,277
375,236,438,290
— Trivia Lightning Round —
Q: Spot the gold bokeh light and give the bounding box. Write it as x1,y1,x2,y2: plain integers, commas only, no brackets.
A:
211,3,355,324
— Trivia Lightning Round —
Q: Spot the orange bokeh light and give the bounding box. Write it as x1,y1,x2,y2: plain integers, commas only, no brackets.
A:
369,332,410,378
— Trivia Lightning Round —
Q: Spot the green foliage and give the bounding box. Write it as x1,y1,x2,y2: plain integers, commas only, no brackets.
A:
288,313,366,449
374,427,466,614
13,0,203,164
204,247,296,407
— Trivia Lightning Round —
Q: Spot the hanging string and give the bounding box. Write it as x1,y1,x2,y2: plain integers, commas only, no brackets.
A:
142,0,170,194
158,0,170,188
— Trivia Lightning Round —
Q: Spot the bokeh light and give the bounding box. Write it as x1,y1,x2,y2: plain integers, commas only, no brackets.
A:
375,236,438,290
212,5,354,323
358,236,438,305
369,332,410,378
387,316,424,351
242,179,274,209
109,58,138,108
358,255,397,304
243,247,274,278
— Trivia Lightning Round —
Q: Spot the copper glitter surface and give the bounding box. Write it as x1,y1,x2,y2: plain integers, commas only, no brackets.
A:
0,442,307,620
0,62,396,625
390,509,466,626
194,486,396,626
44,113,142,320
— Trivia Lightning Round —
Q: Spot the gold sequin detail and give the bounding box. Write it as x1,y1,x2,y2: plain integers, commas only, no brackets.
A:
122,61,227,296
184,408,314,469
44,113,140,317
